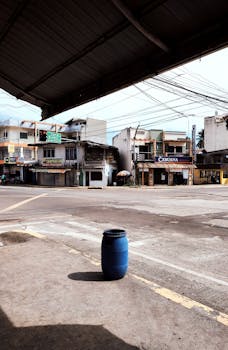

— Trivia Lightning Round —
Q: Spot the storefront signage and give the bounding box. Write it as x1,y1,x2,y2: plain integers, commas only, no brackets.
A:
41,158,63,166
4,156,17,164
8,144,15,153
46,131,61,143
155,156,192,163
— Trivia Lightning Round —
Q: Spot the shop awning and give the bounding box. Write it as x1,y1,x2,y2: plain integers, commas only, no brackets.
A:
137,162,195,170
30,168,71,174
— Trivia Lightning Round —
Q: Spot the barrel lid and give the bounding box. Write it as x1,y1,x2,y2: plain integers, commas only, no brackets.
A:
103,229,126,238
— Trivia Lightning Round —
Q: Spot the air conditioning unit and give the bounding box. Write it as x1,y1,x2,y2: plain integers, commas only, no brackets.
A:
215,116,224,123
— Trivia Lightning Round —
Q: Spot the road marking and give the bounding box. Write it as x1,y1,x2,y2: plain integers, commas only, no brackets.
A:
0,193,48,213
130,249,228,287
66,246,228,326
66,221,100,232
131,273,228,327
68,247,100,266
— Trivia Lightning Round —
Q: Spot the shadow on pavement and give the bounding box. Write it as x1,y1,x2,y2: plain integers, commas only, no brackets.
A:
0,307,139,350
68,271,104,281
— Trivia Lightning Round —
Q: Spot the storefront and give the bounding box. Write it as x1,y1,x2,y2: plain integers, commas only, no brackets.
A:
195,150,228,185
194,167,228,185
0,156,21,183
30,168,71,186
137,156,194,186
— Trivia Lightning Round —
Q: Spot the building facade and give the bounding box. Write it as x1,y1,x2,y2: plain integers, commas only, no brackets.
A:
204,114,228,152
113,127,193,186
0,117,107,184
0,119,38,183
62,117,107,144
194,114,228,185
29,141,118,187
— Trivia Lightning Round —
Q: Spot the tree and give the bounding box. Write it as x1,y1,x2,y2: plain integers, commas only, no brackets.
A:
196,129,204,149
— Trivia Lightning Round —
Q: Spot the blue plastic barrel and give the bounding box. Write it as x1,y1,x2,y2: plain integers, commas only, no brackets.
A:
101,229,128,280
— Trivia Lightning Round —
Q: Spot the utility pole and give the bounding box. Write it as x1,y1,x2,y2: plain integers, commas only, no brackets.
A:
192,124,196,163
133,124,140,186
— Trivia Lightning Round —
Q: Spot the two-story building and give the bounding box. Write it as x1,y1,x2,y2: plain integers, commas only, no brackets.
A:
113,127,193,186
28,140,118,187
0,117,108,184
194,114,228,185
0,118,37,183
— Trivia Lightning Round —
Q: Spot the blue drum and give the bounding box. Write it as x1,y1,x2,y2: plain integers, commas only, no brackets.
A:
101,229,128,280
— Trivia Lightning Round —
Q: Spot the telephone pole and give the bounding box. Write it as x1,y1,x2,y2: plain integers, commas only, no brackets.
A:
133,124,140,185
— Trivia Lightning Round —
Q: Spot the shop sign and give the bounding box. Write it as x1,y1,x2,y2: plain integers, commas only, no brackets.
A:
8,144,15,153
155,156,192,163
41,158,63,166
139,168,149,172
46,131,61,143
4,156,17,164
183,169,189,179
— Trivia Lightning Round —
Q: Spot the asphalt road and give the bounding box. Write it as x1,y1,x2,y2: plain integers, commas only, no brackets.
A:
0,184,228,349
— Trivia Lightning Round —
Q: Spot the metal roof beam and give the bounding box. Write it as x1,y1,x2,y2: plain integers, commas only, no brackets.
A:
0,70,48,105
16,19,129,100
41,16,228,119
16,1,167,100
0,0,30,45
111,0,169,52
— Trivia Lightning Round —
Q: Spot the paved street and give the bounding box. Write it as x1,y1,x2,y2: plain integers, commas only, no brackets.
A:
0,185,228,349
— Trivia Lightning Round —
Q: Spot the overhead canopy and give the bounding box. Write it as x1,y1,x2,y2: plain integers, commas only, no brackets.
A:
0,0,227,119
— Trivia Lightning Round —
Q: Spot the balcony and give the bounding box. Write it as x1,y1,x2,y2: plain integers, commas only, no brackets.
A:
0,137,9,143
166,151,191,157
137,153,154,161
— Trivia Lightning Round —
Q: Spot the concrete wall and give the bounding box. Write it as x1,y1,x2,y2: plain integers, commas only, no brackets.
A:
113,128,132,171
163,131,187,141
0,126,35,145
204,116,228,152
80,118,107,144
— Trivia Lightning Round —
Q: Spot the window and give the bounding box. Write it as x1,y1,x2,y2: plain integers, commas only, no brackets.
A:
39,130,47,141
65,147,77,160
223,170,228,179
43,149,55,158
85,146,103,161
165,145,174,153
176,146,182,153
200,170,206,178
3,131,8,138
20,132,28,139
91,171,102,181
24,149,32,160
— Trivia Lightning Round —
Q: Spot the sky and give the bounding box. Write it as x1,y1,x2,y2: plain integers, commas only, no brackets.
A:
0,47,228,144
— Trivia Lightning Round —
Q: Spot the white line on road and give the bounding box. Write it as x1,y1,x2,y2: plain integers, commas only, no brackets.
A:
131,274,228,327
0,193,48,213
130,249,228,287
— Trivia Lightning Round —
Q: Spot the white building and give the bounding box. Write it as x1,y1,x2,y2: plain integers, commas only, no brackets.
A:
31,141,118,187
0,117,107,183
0,118,66,182
204,114,228,152
63,117,107,144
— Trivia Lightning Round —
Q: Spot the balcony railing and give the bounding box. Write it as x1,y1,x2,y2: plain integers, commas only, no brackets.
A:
0,137,9,143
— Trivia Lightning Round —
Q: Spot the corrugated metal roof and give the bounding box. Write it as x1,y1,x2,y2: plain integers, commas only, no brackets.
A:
0,0,227,118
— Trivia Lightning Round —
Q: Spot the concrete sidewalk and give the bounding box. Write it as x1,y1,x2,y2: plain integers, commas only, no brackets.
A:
0,232,227,350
